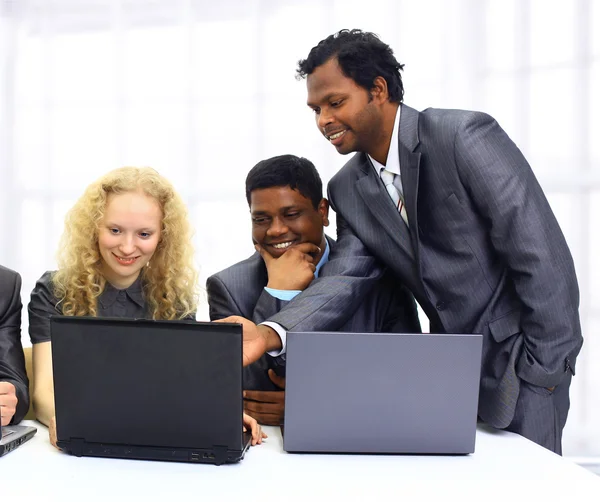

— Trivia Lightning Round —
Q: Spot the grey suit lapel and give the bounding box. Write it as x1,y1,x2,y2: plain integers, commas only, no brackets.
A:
398,104,422,260
356,155,415,261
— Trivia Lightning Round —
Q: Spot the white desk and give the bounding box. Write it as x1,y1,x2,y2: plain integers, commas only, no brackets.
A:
2,421,599,501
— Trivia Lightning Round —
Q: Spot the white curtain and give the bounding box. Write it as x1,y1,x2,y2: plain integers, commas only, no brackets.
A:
1,0,598,458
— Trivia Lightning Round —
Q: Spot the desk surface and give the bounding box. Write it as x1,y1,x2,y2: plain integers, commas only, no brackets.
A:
2,421,599,501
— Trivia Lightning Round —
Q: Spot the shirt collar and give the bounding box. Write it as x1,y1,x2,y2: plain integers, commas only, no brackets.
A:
99,274,145,309
368,104,402,177
314,238,331,278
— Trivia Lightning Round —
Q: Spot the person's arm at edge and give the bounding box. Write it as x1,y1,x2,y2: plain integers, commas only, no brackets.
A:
0,270,29,424
27,271,59,427
31,341,54,426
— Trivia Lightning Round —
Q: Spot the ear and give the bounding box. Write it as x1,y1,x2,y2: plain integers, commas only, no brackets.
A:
370,76,389,104
319,198,330,227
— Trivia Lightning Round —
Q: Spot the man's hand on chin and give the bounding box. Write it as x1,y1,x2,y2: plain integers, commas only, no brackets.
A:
216,316,282,366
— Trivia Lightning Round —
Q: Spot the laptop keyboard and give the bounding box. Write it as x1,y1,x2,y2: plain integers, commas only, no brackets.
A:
1,428,15,439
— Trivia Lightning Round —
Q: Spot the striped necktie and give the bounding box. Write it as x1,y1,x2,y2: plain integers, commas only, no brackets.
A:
381,169,408,226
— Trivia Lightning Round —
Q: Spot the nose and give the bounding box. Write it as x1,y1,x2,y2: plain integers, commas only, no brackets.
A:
317,108,333,131
266,217,288,237
118,235,137,255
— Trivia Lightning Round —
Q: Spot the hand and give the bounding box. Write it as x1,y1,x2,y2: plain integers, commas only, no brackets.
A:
256,242,321,291
49,416,60,449
216,316,281,366
0,381,17,426
242,413,268,445
244,370,286,426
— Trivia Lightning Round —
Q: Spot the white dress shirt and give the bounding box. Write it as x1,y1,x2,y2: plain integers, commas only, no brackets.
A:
368,104,403,196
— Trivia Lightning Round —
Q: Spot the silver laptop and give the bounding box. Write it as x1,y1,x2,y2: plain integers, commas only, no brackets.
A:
0,421,37,456
283,332,482,454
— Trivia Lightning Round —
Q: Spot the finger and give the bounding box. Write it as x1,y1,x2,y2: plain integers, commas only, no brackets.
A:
250,418,260,445
215,315,244,324
0,394,18,408
243,407,282,426
0,405,16,425
0,381,16,394
243,389,285,403
246,412,282,426
293,242,321,257
255,424,262,445
268,369,286,389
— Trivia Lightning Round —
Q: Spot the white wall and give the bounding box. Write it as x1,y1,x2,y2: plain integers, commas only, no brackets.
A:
0,0,598,457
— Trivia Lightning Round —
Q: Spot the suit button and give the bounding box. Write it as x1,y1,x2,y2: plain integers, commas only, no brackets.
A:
436,301,446,311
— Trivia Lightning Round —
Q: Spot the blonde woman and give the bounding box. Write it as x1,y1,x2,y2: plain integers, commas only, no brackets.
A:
28,167,265,447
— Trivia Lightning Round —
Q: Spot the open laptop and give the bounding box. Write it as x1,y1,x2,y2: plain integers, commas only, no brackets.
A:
50,316,251,465
0,420,37,457
283,332,482,455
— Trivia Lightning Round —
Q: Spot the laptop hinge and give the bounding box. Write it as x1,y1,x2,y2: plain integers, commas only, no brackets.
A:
212,445,228,466
70,437,85,457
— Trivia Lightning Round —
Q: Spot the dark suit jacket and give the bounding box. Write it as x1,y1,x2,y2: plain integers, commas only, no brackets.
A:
266,105,583,429
206,235,420,390
0,265,29,424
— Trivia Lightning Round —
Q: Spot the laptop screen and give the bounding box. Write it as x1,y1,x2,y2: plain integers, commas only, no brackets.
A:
50,316,245,451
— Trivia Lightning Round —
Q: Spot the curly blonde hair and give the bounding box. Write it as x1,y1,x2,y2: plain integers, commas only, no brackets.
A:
53,167,198,319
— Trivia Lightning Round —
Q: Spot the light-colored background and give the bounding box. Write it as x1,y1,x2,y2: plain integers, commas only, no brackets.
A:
0,0,598,458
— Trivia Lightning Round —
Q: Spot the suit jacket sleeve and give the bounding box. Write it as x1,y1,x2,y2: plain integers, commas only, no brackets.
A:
206,272,284,324
455,112,582,388
267,212,385,332
206,274,245,321
206,270,287,382
0,270,29,424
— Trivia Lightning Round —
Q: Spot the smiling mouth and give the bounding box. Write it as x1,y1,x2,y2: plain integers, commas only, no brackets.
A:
112,253,140,265
270,241,295,250
327,130,347,141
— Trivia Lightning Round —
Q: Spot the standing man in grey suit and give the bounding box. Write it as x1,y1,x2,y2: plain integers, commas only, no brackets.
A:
0,265,29,425
208,154,420,425
224,30,583,453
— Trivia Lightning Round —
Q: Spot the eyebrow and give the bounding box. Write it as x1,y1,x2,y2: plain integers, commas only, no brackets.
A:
103,222,157,232
251,205,300,215
307,92,344,107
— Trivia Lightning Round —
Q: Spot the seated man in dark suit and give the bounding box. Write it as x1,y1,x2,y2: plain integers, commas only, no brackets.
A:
206,154,420,425
0,265,29,426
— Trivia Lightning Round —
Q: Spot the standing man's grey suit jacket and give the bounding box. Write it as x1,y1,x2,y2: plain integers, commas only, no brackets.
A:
265,105,583,452
207,236,420,390
0,265,29,424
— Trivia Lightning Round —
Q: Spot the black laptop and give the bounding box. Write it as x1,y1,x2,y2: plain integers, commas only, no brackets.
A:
0,421,37,457
50,316,251,465
284,331,482,454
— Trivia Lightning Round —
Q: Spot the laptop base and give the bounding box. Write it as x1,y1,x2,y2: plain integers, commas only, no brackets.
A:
0,425,37,457
58,432,252,465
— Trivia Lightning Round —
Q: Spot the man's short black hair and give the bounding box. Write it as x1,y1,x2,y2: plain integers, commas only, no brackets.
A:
245,155,323,209
296,29,405,103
